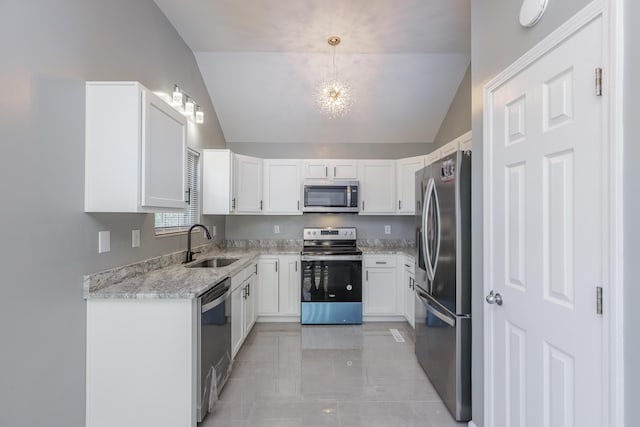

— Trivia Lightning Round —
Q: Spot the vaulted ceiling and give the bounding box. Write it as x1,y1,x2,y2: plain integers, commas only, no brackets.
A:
154,0,470,144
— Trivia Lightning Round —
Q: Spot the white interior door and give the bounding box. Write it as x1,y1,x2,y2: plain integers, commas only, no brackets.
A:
485,16,605,427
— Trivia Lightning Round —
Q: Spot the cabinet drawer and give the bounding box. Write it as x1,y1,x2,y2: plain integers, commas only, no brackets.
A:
364,255,397,268
231,270,246,291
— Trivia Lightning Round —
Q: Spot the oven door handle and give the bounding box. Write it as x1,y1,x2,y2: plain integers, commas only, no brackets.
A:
301,255,363,261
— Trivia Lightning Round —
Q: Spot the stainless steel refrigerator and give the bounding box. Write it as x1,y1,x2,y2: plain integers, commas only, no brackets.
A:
415,148,471,422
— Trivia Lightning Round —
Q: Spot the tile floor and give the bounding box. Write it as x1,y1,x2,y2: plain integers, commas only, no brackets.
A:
200,322,466,427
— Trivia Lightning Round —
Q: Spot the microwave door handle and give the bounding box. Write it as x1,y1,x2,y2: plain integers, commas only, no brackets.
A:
347,185,351,208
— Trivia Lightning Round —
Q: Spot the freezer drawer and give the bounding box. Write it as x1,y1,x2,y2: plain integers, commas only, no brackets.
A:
415,287,471,422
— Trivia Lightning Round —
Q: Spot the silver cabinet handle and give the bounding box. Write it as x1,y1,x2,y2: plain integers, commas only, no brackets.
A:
247,283,250,297
486,290,503,306
366,270,369,281
362,200,365,211
295,260,298,272
260,200,263,210
325,166,328,177
297,200,300,210
232,198,236,210
334,166,336,177
375,261,386,265
275,261,278,273
398,200,401,210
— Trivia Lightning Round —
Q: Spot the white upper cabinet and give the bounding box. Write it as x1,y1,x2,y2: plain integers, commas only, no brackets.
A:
234,154,263,214
202,150,263,215
202,149,233,215
263,160,302,214
85,81,187,213
303,159,358,180
358,160,397,214
396,155,425,215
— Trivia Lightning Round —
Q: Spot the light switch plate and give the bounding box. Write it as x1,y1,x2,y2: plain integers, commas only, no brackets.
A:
132,230,140,248
211,225,217,237
384,225,391,235
274,225,280,234
98,231,111,253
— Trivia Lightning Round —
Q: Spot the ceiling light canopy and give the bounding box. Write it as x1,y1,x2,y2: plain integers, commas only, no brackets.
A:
315,36,353,119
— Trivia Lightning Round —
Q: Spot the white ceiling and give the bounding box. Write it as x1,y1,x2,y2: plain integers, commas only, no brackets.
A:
154,0,471,144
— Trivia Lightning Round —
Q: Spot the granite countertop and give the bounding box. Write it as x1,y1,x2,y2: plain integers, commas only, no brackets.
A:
84,239,414,300
359,246,415,257
84,243,302,300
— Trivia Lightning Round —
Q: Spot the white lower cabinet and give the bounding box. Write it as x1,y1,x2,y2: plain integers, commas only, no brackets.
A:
363,255,400,316
402,256,416,328
231,262,258,359
257,255,300,320
86,298,197,427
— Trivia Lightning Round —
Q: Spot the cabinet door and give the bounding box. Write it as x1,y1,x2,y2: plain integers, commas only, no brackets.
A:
257,258,279,315
202,149,233,215
359,161,396,214
141,90,187,209
405,271,416,328
243,276,256,337
278,256,301,316
363,267,397,315
303,160,330,179
234,154,263,213
396,156,425,215
231,285,244,358
263,160,302,214
331,160,358,180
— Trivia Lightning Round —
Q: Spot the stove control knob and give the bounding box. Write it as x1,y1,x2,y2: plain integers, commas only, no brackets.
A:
346,284,353,291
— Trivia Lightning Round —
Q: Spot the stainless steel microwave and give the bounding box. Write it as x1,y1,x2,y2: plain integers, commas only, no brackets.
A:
303,181,359,213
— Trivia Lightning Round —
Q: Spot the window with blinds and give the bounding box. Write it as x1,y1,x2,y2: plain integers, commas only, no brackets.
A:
154,149,200,234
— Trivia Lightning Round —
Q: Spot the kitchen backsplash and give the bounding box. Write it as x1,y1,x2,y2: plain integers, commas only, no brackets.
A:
224,214,415,240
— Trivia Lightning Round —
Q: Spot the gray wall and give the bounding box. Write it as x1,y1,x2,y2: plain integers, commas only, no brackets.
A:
624,0,640,424
471,0,604,425
226,214,415,240
0,1,225,426
432,64,472,148
228,142,431,159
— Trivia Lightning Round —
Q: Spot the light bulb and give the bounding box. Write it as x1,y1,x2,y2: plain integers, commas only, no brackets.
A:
172,85,183,108
195,106,204,124
184,97,195,116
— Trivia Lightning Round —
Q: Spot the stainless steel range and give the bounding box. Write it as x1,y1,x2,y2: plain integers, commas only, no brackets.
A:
300,227,362,324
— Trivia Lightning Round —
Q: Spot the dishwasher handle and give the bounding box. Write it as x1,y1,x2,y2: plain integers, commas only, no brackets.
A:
201,278,231,313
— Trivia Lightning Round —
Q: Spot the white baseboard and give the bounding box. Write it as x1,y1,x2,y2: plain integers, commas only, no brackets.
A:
362,315,407,322
256,316,299,323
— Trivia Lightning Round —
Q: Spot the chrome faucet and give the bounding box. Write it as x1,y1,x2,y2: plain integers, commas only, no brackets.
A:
184,223,212,263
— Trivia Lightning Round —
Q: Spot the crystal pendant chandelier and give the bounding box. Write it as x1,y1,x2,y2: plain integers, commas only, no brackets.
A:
315,36,353,119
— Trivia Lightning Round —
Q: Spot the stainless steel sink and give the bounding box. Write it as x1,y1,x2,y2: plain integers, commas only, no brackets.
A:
185,257,239,268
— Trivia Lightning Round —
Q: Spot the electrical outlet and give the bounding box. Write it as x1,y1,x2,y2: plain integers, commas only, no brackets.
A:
274,225,280,234
132,230,140,248
211,225,217,237
98,231,111,253
384,225,391,235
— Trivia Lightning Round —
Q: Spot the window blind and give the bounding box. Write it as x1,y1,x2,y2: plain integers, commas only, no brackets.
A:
155,149,200,234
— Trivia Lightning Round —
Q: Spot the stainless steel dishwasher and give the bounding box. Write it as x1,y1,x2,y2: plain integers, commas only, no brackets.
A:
197,277,232,422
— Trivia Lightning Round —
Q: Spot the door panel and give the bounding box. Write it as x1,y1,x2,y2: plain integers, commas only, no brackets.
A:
486,16,603,427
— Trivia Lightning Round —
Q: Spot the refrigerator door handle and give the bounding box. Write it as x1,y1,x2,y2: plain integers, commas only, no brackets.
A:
416,288,455,327
432,180,442,279
422,178,435,281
